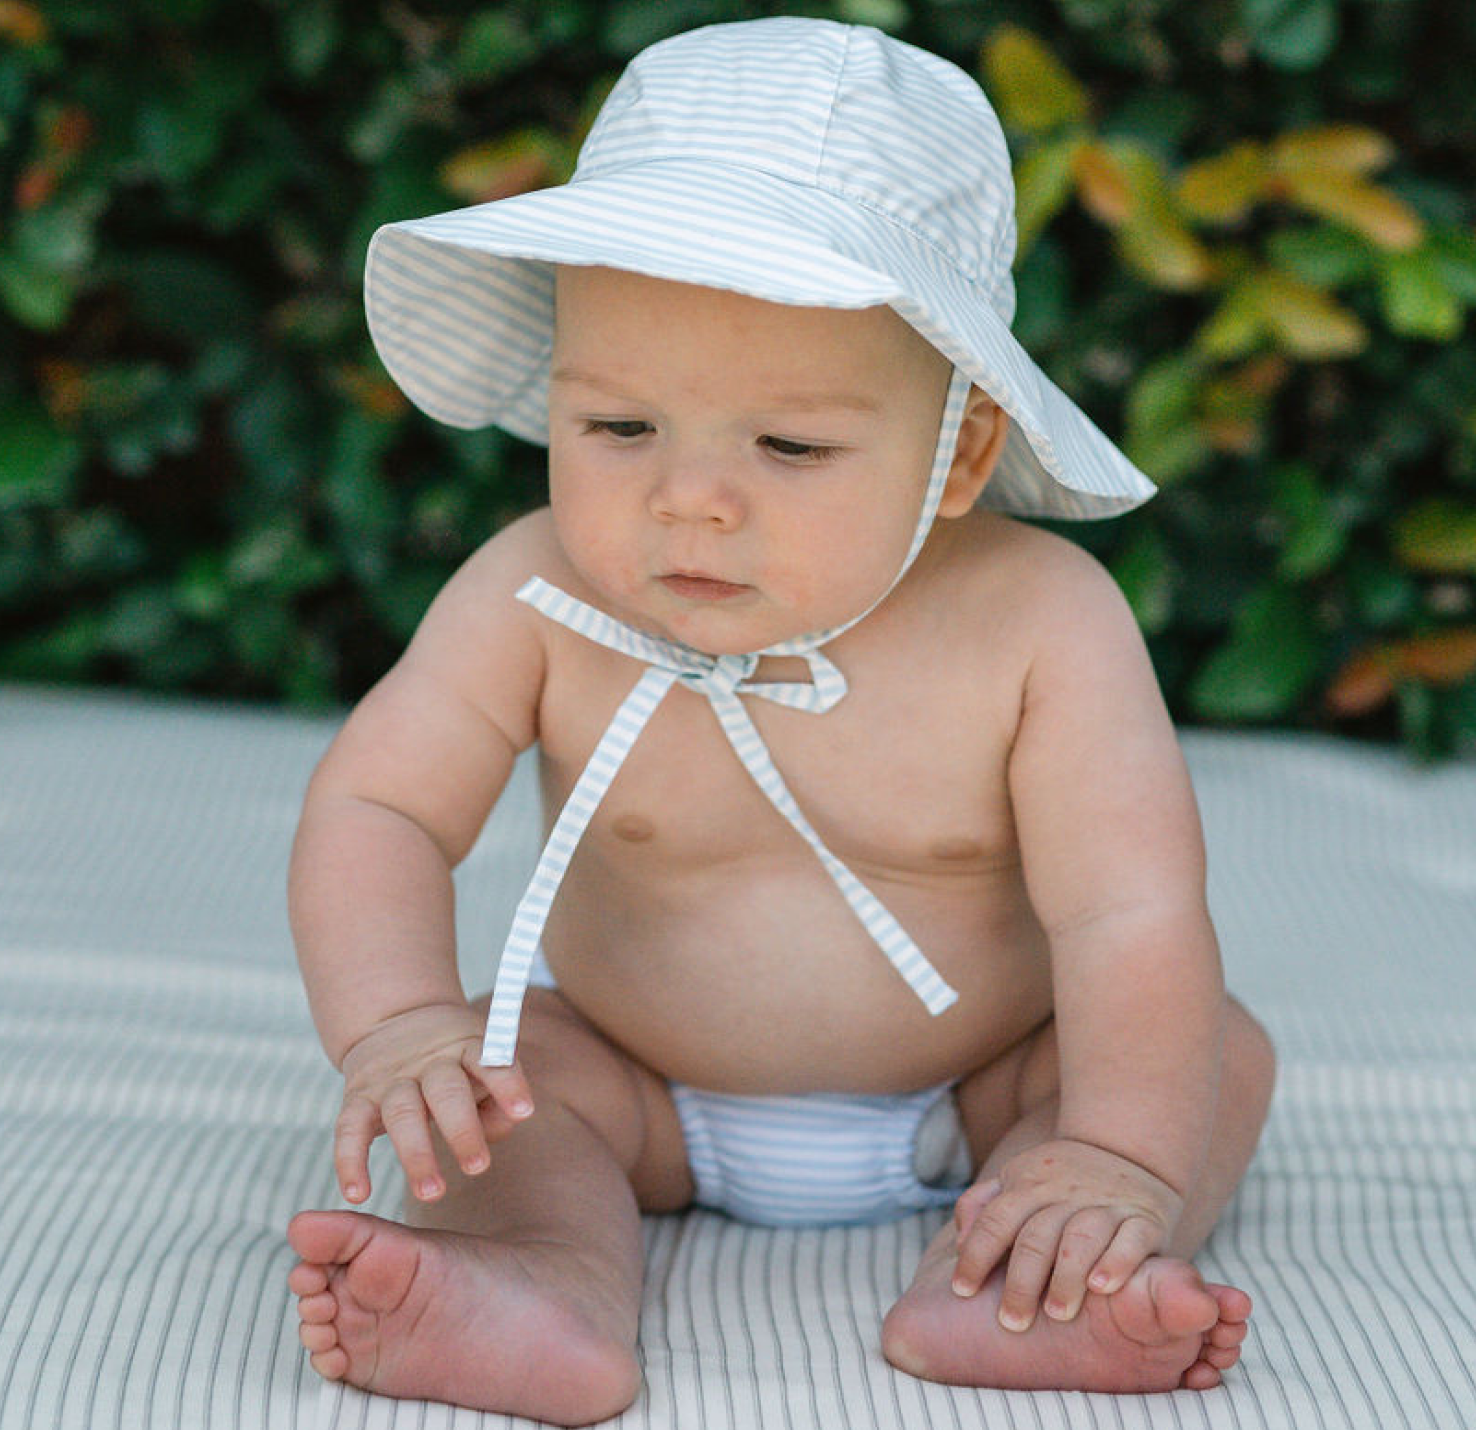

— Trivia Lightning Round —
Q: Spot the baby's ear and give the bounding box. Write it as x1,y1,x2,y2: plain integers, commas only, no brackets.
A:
938,387,1009,517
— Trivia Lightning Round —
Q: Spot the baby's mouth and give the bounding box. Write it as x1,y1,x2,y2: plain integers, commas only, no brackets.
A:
659,572,751,601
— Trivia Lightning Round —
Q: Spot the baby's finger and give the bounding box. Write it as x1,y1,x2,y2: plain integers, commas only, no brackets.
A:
1085,1214,1166,1296
471,1058,536,1128
421,1061,491,1177
951,1183,1031,1297
1042,1207,1118,1321
379,1078,445,1202
997,1207,1073,1331
332,1093,381,1203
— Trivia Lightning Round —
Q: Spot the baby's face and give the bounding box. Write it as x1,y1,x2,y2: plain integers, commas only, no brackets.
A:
547,266,952,654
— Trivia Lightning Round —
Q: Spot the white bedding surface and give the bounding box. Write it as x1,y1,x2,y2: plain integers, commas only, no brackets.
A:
1,684,1473,1430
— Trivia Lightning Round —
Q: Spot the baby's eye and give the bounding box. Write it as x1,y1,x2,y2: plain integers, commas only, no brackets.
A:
584,419,652,441
759,435,844,463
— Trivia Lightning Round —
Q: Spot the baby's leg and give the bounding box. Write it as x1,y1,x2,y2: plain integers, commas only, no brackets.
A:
288,989,694,1424
883,998,1274,1393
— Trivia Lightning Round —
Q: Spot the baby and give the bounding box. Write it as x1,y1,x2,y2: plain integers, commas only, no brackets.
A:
286,19,1275,1424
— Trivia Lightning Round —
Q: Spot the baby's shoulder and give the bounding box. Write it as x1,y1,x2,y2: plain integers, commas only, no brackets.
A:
941,513,1134,644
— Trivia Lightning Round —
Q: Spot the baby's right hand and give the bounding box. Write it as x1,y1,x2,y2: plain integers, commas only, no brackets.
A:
332,1002,534,1205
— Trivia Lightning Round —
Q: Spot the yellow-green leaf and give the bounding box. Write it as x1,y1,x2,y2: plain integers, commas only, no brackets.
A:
1194,281,1269,360
982,26,1089,135
1116,216,1217,291
1012,134,1083,258
1178,141,1267,224
1379,250,1464,341
1251,270,1368,358
1279,169,1424,252
1393,499,1476,574
1270,124,1395,178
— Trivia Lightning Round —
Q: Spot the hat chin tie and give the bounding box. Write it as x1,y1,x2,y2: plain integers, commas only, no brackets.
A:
479,370,971,1067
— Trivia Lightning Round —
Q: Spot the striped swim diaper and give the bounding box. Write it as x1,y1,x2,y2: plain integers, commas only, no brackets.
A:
670,1083,975,1227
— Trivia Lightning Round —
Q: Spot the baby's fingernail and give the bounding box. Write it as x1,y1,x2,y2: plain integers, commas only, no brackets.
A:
343,1183,363,1202
951,1276,975,1298
509,1098,533,1119
999,1308,1031,1332
1045,1299,1069,1321
1089,1272,1112,1292
418,1178,442,1199
465,1154,489,1174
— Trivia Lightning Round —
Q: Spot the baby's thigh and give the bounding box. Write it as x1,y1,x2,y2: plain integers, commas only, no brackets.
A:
486,987,695,1212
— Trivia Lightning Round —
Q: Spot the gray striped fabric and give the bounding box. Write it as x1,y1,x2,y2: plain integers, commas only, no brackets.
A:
2,685,1474,1429
364,18,1157,522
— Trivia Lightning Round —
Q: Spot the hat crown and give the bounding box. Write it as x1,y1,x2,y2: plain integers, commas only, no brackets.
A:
576,19,1018,321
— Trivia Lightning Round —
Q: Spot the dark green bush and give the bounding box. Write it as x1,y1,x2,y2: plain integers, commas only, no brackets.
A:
2,0,1474,752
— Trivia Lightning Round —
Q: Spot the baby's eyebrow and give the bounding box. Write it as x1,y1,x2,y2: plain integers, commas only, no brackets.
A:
549,365,628,396
765,392,881,416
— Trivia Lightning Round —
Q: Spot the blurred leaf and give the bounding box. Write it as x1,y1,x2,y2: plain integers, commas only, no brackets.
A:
1072,141,1134,226
280,0,339,79
1327,630,1476,715
1194,281,1269,361
1278,169,1425,252
1429,226,1476,304
1271,463,1349,579
835,0,909,28
454,11,538,82
1012,135,1082,258
440,130,568,203
1241,0,1338,71
1393,500,1476,574
1270,125,1396,178
1251,269,1367,359
1177,142,1266,224
1190,584,1321,720
1110,523,1174,633
1379,250,1464,340
1266,226,1375,289
1111,147,1216,290
0,403,83,509
0,3,47,44
982,26,1089,135
1123,354,1211,481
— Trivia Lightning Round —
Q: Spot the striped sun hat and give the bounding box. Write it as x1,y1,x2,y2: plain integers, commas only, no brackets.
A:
364,17,1155,521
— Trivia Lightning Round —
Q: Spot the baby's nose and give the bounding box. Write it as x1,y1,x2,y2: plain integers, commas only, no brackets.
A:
649,459,745,529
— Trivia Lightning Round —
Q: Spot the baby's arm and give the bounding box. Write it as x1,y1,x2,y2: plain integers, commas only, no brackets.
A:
289,524,548,1204
952,541,1225,1327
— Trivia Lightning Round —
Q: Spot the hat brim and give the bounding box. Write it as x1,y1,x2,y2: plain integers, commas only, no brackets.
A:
365,160,1154,520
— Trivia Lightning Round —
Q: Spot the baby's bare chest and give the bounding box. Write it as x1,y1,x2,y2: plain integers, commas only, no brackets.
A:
536,654,1021,875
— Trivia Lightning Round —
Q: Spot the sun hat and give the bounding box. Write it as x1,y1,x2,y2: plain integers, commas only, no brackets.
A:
364,16,1156,522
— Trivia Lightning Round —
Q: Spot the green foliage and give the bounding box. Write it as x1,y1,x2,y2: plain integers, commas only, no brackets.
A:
2,0,1474,753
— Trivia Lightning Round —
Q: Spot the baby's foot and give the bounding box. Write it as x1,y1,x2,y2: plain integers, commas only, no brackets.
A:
883,1248,1251,1393
287,1210,640,1425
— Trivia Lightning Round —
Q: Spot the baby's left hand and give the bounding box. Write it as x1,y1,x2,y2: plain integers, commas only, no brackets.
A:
950,1138,1183,1331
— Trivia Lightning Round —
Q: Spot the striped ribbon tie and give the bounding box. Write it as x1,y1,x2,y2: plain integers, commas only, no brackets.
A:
479,576,960,1065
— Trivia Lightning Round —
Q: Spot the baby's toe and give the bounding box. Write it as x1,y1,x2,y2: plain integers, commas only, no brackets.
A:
309,1346,351,1380
297,1291,338,1325
288,1261,329,1296
1208,1317,1248,1350
299,1320,339,1354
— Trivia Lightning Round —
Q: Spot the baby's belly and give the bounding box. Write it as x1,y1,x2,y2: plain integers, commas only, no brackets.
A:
539,859,1054,1094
